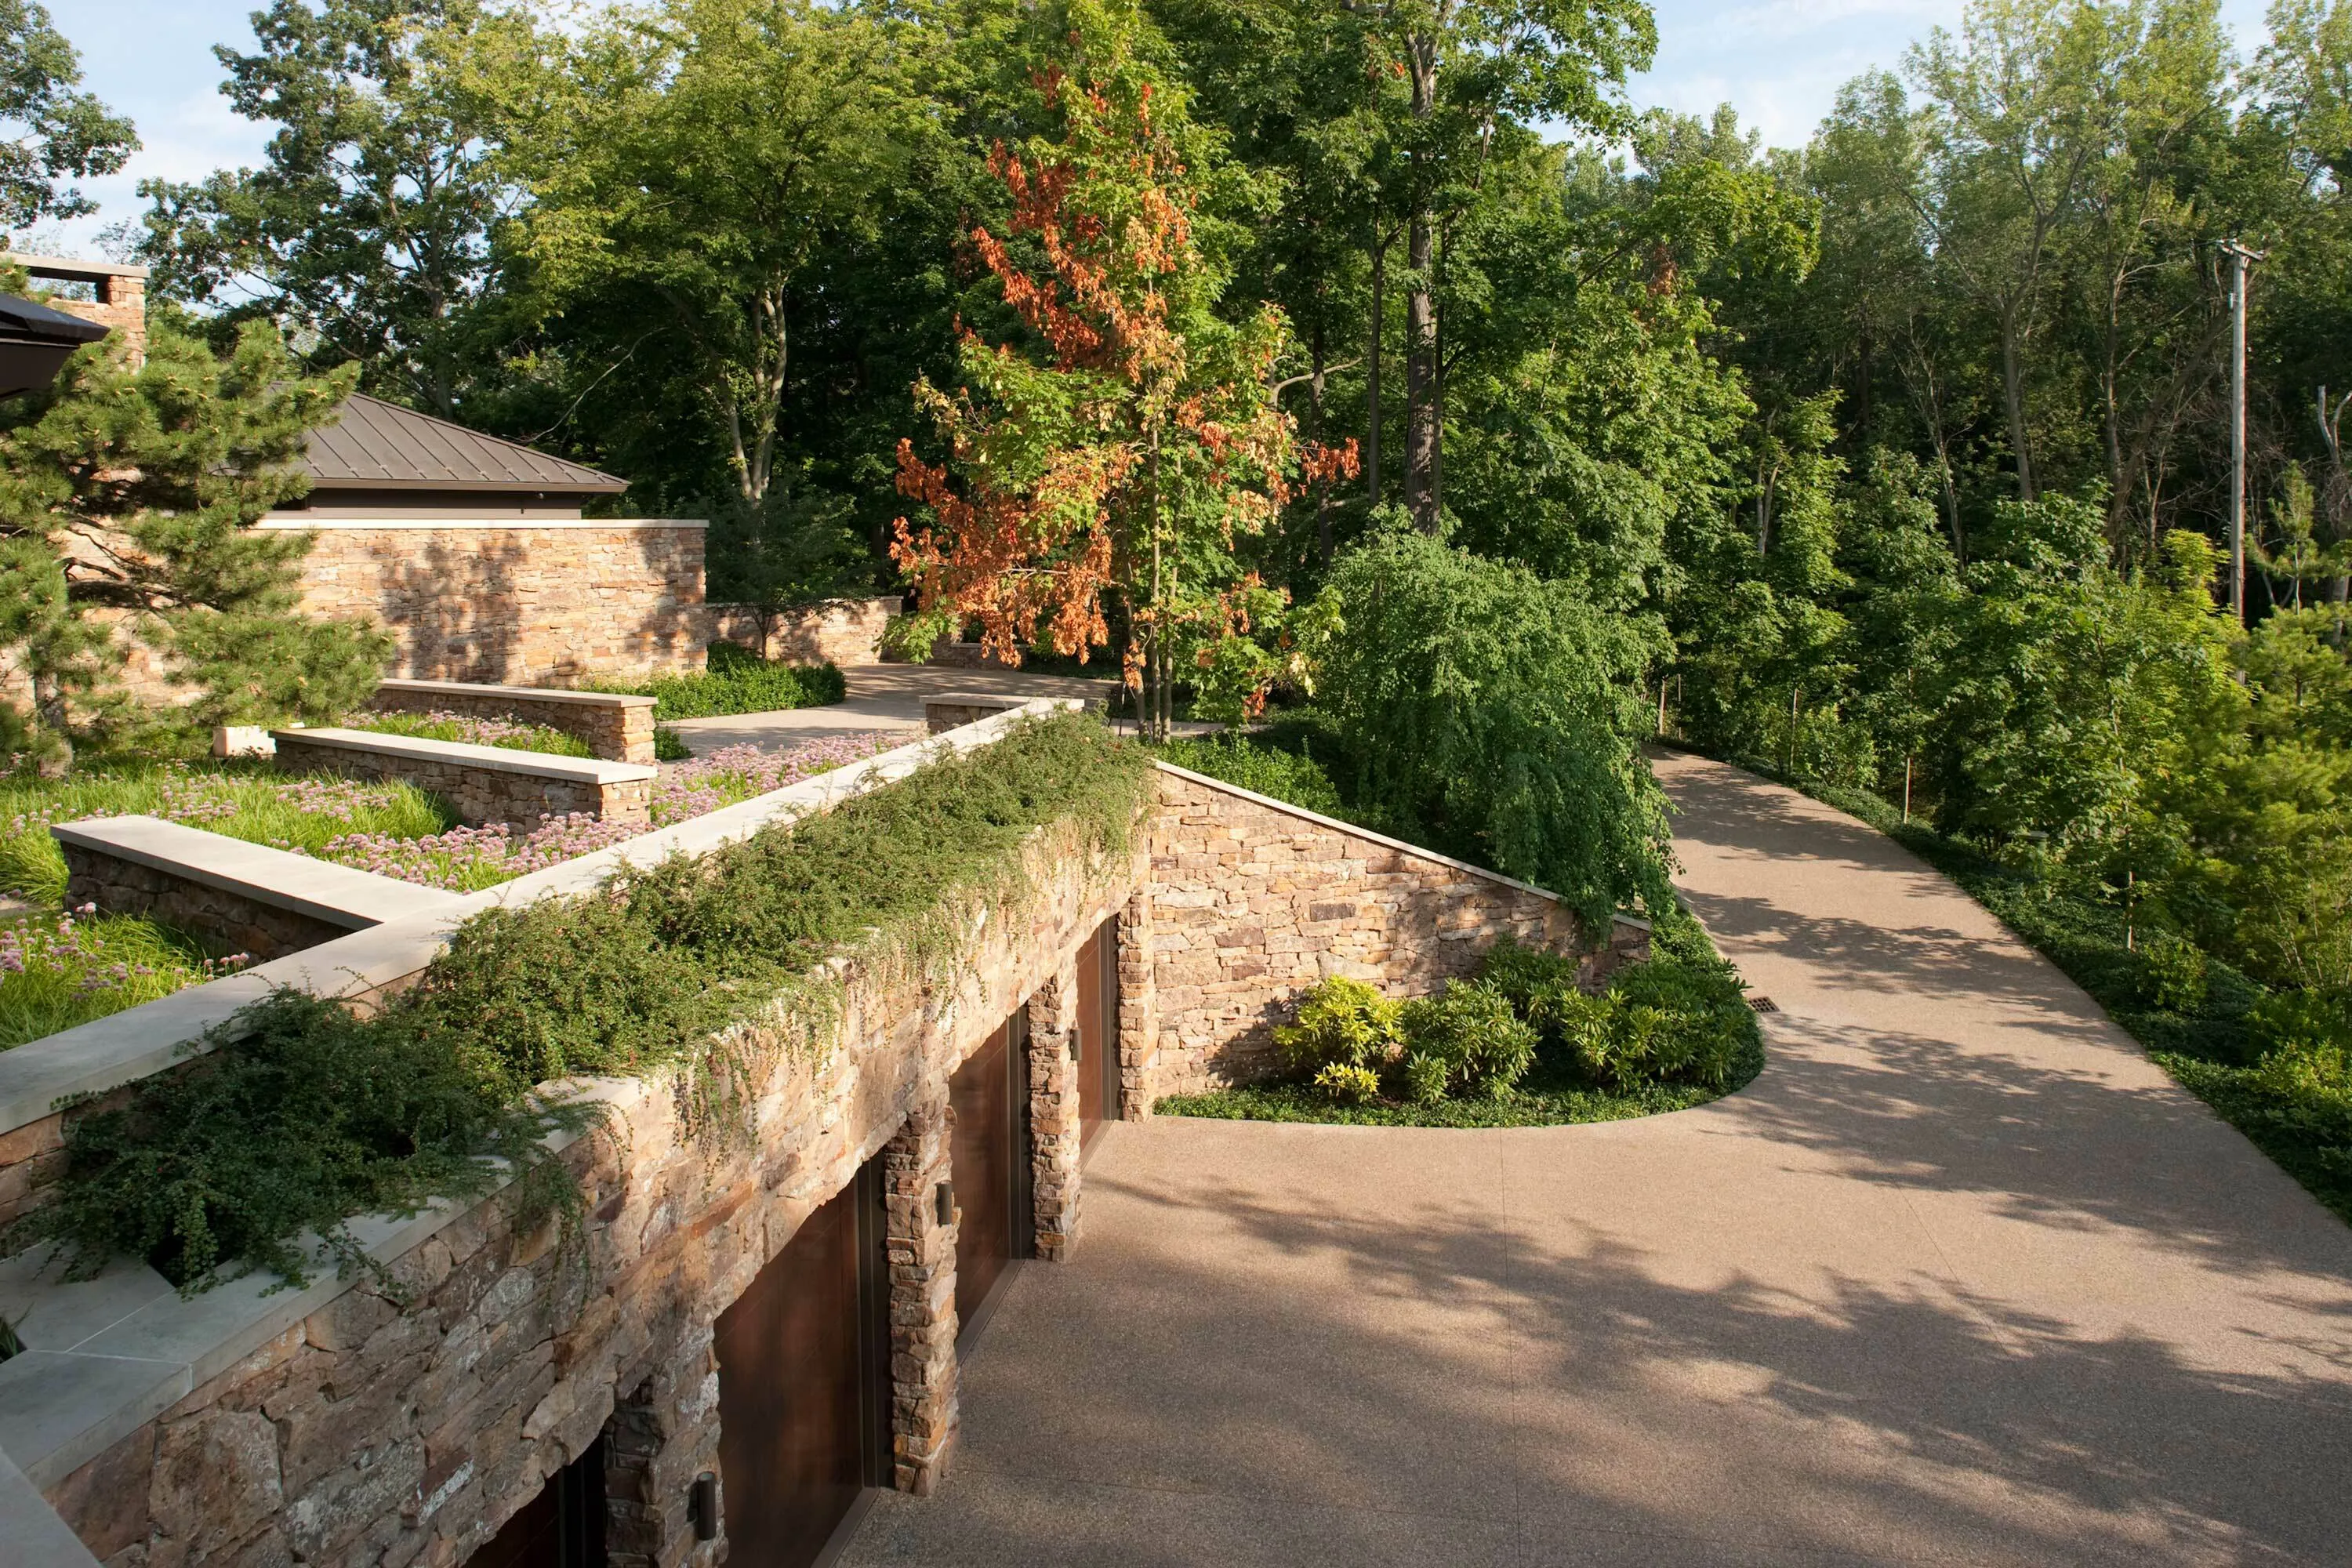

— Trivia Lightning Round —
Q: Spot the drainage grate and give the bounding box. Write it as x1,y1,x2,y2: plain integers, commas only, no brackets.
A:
1748,996,1779,1013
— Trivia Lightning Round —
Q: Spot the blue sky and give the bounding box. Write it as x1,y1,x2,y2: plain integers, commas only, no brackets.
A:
30,0,2282,258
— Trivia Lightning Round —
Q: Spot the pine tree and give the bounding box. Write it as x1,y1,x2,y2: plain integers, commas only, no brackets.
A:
0,318,391,764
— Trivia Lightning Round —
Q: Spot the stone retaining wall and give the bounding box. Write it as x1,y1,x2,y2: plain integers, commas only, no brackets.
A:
63,844,346,962
55,817,465,963
365,679,659,766
263,519,711,688
1142,765,1648,1096
710,597,898,668
273,728,657,830
31,815,1138,1568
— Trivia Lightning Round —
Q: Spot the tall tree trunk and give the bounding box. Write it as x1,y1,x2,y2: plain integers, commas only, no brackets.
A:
1998,296,2036,502
1403,38,1440,532
1311,321,1334,566
1366,237,1385,505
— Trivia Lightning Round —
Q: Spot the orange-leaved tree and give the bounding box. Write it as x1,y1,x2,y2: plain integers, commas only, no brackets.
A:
890,5,1342,738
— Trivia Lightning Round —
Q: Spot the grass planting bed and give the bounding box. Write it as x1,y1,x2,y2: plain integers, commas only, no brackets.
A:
0,731,899,1050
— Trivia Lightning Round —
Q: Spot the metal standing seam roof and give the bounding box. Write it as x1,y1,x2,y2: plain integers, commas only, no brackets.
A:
0,294,110,347
301,394,627,494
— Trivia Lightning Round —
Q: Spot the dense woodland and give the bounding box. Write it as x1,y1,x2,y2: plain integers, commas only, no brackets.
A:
13,0,2352,1122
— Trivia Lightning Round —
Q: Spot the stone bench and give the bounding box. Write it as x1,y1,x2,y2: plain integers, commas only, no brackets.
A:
52,816,465,961
365,677,659,764
270,728,660,830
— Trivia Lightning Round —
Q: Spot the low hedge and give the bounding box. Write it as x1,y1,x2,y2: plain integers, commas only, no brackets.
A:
590,641,848,720
3,713,1152,1293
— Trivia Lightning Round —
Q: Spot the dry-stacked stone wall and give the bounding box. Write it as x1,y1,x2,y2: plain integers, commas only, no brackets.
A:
365,681,659,766
272,521,712,687
60,842,350,961
710,597,898,667
1143,766,1649,1096
34,821,1142,1568
273,730,656,830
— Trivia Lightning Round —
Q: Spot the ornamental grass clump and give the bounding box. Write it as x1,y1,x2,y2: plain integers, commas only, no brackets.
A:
0,906,251,1050
5,713,1152,1290
0,764,452,905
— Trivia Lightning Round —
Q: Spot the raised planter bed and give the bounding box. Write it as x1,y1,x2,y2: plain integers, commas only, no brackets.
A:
364,677,658,764
924,691,1105,734
53,816,463,961
270,728,659,830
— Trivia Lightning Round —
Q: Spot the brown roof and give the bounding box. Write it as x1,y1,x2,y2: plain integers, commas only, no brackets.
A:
302,394,626,494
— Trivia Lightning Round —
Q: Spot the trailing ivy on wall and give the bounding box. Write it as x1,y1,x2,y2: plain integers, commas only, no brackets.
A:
2,713,1153,1294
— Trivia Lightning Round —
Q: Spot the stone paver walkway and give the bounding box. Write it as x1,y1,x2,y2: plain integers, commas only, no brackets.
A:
843,751,2352,1566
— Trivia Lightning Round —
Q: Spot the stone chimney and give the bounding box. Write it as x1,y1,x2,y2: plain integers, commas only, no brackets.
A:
5,253,148,370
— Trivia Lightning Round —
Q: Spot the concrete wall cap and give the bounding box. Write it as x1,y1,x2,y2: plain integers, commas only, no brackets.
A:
252,516,709,531
373,677,659,711
270,727,661,784
50,816,466,931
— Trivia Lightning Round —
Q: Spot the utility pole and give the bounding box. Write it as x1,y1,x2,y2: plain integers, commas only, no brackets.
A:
2223,239,2265,622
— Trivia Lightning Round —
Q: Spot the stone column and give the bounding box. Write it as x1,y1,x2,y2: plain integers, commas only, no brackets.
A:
1025,964,1084,1260
604,1338,724,1568
881,1099,957,1494
1116,886,1158,1120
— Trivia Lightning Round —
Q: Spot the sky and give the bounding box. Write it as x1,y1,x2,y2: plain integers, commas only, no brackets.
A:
28,0,2284,260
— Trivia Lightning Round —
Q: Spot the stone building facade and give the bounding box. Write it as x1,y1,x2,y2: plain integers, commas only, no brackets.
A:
272,519,715,688
3,735,1648,1568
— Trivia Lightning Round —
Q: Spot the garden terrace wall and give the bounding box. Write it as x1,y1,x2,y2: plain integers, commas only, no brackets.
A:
11,806,1143,1568
271,728,659,830
710,596,898,667
365,679,659,765
54,816,466,961
0,702,1124,1565
260,517,712,688
1142,764,1651,1097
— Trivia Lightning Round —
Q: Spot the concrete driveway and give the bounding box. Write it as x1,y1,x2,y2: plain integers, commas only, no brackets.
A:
841,752,2352,1566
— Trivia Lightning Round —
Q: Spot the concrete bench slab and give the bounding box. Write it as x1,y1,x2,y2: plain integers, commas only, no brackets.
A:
366,677,659,764
52,815,466,960
271,726,660,829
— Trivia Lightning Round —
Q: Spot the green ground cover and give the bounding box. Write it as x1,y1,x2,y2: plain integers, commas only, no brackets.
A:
1696,750,2352,1226
2,713,1151,1293
588,641,847,720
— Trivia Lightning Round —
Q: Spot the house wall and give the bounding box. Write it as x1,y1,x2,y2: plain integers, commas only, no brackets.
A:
264,518,713,687
709,597,898,668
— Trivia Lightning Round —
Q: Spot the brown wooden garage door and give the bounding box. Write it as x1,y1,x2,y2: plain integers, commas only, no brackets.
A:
713,1155,891,1568
949,1011,1032,1348
1074,918,1121,1150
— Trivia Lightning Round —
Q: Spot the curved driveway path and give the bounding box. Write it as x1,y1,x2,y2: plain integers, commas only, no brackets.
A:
845,752,2352,1567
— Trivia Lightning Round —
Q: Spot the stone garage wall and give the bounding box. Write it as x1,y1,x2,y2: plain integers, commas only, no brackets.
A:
1142,764,1651,1098
263,518,713,687
30,815,1144,1568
